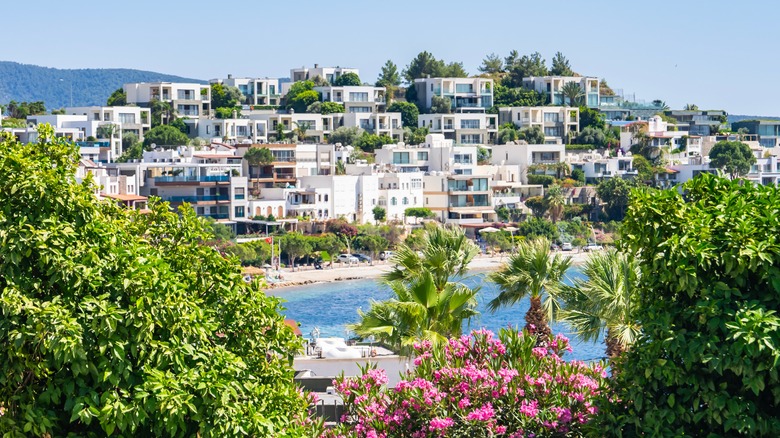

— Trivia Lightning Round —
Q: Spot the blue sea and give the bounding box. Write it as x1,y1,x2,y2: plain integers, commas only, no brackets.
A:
271,268,606,362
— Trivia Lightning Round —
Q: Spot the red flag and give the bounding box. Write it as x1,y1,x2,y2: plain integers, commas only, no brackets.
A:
265,237,273,244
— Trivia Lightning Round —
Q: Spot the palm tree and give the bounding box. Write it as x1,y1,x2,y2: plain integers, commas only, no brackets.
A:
488,237,572,339
561,82,584,107
293,121,310,143
560,249,641,358
545,184,566,223
349,272,479,355
243,146,273,192
351,226,481,353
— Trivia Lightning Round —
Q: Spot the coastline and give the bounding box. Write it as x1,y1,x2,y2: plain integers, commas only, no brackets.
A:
260,251,591,291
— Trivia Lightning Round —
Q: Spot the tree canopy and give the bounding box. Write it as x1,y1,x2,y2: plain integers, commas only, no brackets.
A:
375,60,401,88
387,101,419,128
503,51,548,88
333,72,361,86
143,124,190,147
550,52,574,76
0,126,316,436
403,52,467,83
106,88,127,106
709,140,756,179
606,173,780,435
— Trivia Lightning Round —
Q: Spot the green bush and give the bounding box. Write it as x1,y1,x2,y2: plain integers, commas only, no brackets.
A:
527,174,555,187
600,173,780,435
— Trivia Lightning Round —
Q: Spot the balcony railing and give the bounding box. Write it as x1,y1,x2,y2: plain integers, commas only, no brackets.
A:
449,202,491,208
166,195,230,203
154,175,230,183
202,213,229,219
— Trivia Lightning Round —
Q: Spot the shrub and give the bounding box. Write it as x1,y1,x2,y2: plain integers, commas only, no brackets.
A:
527,174,555,187
325,328,609,437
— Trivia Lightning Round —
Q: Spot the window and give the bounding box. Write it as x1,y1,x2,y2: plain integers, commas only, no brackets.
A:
456,84,474,93
118,113,136,124
234,206,245,218
403,197,408,205
460,134,481,144
393,152,410,164
348,106,371,113
324,194,329,201
543,113,559,122
391,197,397,206
417,151,428,161
460,119,480,129
349,92,369,102
544,127,561,137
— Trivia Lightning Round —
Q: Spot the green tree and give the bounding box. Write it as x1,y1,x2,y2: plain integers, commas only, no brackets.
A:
279,232,313,271
524,196,548,218
355,132,394,153
488,237,572,338
106,87,127,106
550,51,574,76
571,168,585,184
243,147,274,178
579,106,606,131
596,177,634,221
356,234,388,263
215,107,240,119
545,184,566,223
403,51,446,83
517,217,558,241
328,126,361,145
561,249,641,358
210,82,243,109
493,84,547,107
518,125,545,144
478,53,504,74
293,121,310,142
376,59,401,88
387,101,419,128
0,126,316,436
497,124,519,144
315,233,344,269
143,124,189,147
430,95,452,114
404,207,434,224
709,140,756,179
405,126,429,145
561,81,584,106
335,159,346,175
444,61,468,77
503,52,548,88
372,205,386,223
149,99,174,127
604,173,780,436
504,50,520,69
352,226,480,353
284,80,316,112
320,101,345,114
333,72,361,86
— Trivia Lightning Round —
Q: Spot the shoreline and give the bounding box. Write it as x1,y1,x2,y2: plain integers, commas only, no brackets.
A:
260,251,591,291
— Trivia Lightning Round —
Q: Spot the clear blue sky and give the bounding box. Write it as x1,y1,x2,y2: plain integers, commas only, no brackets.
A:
7,0,778,116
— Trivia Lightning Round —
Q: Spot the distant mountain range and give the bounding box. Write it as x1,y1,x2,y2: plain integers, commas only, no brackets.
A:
728,115,780,123
0,61,206,110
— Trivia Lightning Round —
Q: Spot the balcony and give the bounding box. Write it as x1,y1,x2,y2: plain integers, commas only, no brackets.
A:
166,195,231,203
449,202,491,208
154,175,230,184
202,213,229,220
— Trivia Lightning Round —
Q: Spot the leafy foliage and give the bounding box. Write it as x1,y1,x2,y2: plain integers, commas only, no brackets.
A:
327,126,361,146
375,60,401,88
0,126,316,436
517,217,558,242
430,95,452,114
503,52,548,88
284,81,318,113
518,125,545,145
550,52,574,76
333,72,361,86
604,174,780,435
387,101,419,129
319,101,344,114
493,84,546,108
402,52,468,83
354,132,393,153
596,177,634,221
142,124,189,147
106,88,127,106
488,237,572,337
709,140,756,179
478,53,504,74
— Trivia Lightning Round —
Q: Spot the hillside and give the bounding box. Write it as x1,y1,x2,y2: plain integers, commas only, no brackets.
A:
0,61,206,110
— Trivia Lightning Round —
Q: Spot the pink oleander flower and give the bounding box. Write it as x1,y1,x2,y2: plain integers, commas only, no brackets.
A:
429,417,454,430
519,399,539,418
466,403,495,421
458,397,471,409
532,346,548,358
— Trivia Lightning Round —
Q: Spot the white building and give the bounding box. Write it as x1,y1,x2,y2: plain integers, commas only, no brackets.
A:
491,143,567,184
522,76,600,108
211,75,282,107
620,116,704,159
64,106,151,142
566,149,637,183
26,114,123,159
112,145,248,223
498,106,579,144
418,111,497,145
290,65,360,84
413,77,494,111
124,82,211,119
314,85,386,113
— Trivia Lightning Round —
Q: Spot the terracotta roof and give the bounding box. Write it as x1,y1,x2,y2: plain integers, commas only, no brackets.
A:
102,193,148,202
193,153,237,158
284,319,303,336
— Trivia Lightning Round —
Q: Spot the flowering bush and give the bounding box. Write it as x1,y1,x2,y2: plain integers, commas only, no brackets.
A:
324,328,609,437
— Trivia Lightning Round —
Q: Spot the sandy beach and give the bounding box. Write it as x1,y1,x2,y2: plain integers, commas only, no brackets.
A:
260,250,592,290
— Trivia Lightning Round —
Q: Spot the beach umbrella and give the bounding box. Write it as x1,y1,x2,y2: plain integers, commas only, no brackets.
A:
480,226,500,233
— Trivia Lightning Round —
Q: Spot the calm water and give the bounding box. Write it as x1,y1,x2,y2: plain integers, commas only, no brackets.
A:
271,268,606,362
